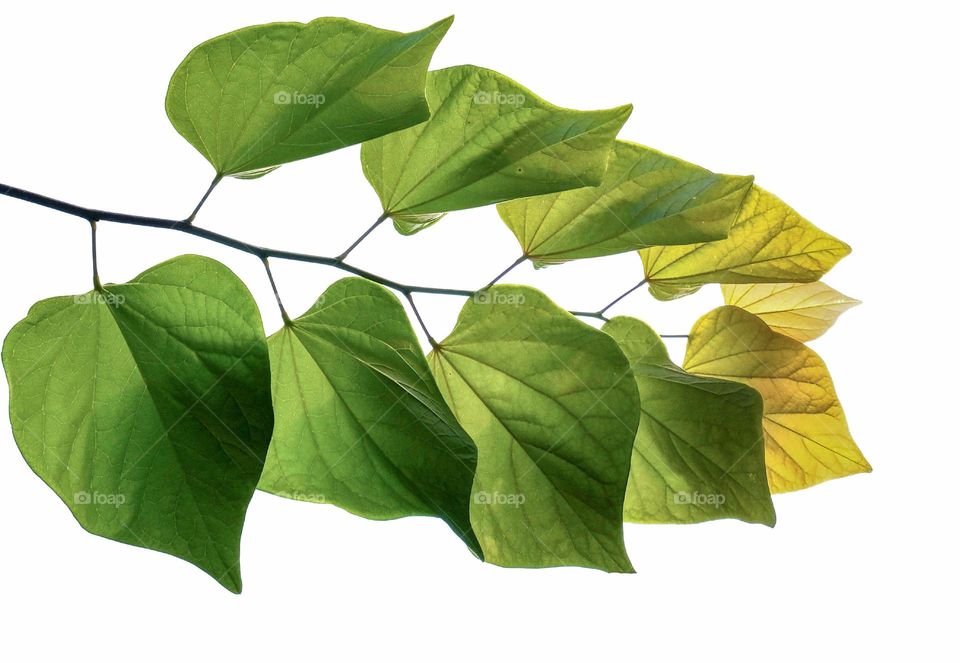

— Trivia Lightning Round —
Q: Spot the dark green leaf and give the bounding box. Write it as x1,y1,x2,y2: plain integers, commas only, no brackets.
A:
258,278,481,557
2,256,273,592
166,16,453,178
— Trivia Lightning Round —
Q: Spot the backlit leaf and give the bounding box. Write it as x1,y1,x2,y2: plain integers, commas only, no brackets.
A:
683,306,871,493
603,317,775,525
428,286,639,572
721,282,860,341
639,186,850,300
2,256,273,592
498,141,753,266
361,65,632,234
258,278,481,557
166,16,453,178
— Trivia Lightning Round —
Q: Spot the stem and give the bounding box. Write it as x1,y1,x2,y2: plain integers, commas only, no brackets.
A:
262,257,291,324
404,292,437,348
483,255,526,289
597,278,648,315
0,182,688,340
569,310,608,321
89,220,102,290
0,183,470,297
336,212,389,261
185,174,222,224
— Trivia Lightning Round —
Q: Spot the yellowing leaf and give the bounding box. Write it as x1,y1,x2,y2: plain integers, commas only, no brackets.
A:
639,186,850,300
683,306,871,493
497,141,753,266
721,282,860,342
361,65,631,234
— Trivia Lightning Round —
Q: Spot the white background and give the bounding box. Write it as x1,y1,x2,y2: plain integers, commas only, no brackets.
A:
1,0,957,660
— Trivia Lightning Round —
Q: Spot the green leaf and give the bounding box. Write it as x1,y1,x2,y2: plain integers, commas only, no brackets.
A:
361,65,632,234
2,256,273,592
498,141,753,267
258,278,481,557
683,306,871,493
165,16,453,178
428,286,639,572
639,186,851,300
602,317,775,525
721,282,860,342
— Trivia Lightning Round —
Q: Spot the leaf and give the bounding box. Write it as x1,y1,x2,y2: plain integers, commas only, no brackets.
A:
257,278,481,557
165,16,453,178
2,256,273,592
498,141,753,267
428,286,639,572
721,282,860,342
602,317,775,525
361,65,632,234
683,306,871,493
639,186,851,300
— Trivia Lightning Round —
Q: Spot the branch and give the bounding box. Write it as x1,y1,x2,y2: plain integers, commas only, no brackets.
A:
0,182,687,338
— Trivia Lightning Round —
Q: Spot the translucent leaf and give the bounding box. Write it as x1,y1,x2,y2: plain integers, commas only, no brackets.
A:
721,282,860,341
603,317,775,525
683,306,871,493
2,256,273,592
639,186,850,300
428,286,639,572
498,141,753,266
258,278,481,557
361,65,632,234
165,16,452,178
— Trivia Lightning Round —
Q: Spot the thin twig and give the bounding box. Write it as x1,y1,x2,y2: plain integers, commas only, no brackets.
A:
404,292,437,348
597,278,648,315
0,182,688,340
261,257,290,324
483,255,526,289
185,174,222,224
89,220,101,290
336,212,389,261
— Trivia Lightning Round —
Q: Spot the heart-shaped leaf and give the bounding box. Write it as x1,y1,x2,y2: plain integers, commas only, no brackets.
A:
721,282,860,341
683,306,871,493
498,141,753,266
603,317,775,525
428,286,639,572
361,65,632,234
639,186,850,300
2,256,273,592
258,278,481,557
166,16,452,178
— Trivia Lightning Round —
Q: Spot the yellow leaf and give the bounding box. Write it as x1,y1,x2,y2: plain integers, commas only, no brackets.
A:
639,186,850,298
683,306,871,493
722,282,860,342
